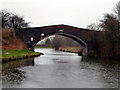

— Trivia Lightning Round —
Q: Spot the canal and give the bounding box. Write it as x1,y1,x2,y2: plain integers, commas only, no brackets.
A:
2,48,120,88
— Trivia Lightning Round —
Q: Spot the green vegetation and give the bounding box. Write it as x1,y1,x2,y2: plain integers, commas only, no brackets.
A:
2,49,41,62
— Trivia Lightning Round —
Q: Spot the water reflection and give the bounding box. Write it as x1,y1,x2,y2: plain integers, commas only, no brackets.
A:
2,57,34,75
2,48,120,88
81,57,119,88
2,69,26,85
2,58,34,88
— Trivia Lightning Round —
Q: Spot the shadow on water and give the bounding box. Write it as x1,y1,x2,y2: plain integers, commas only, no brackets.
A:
2,58,35,87
81,57,120,88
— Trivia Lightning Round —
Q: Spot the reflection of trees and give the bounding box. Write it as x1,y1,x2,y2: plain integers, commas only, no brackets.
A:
81,57,119,87
3,69,26,85
2,57,35,86
2,57,34,76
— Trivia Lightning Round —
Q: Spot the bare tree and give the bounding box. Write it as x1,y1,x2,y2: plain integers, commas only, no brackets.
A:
0,10,30,31
52,35,65,50
10,14,29,31
114,1,120,21
87,23,102,31
45,38,51,46
100,14,120,58
0,10,11,29
63,36,80,47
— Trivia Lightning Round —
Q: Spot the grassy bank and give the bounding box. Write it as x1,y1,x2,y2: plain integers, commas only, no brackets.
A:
2,49,43,63
59,47,82,54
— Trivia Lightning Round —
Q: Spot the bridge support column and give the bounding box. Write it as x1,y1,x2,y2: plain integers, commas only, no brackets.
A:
82,46,88,56
26,41,35,52
78,46,87,56
29,46,34,52
27,46,34,52
78,51,82,56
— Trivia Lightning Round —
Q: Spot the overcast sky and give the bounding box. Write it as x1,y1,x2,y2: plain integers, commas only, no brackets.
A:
0,0,119,28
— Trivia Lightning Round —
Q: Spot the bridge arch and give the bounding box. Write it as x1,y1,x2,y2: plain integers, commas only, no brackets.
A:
36,33,88,55
56,33,88,55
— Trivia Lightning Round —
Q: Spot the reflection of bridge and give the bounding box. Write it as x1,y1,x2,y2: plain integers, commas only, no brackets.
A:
15,24,102,56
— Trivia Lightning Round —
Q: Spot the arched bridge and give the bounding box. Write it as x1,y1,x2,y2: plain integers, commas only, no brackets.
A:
15,24,102,56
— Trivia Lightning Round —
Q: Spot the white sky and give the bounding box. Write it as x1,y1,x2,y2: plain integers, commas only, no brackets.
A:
0,0,119,28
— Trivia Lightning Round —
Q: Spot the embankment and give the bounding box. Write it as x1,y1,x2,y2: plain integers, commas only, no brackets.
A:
2,49,43,63
58,47,82,55
1,29,43,63
2,29,27,50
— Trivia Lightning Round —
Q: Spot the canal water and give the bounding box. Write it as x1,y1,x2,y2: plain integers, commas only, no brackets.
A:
2,48,120,88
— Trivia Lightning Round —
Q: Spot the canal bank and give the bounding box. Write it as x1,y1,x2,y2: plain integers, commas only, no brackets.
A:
2,49,43,63
58,47,82,56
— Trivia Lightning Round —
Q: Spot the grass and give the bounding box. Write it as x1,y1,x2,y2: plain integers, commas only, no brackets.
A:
59,47,82,53
2,49,40,60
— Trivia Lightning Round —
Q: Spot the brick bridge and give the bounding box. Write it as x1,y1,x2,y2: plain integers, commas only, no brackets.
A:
15,24,102,56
